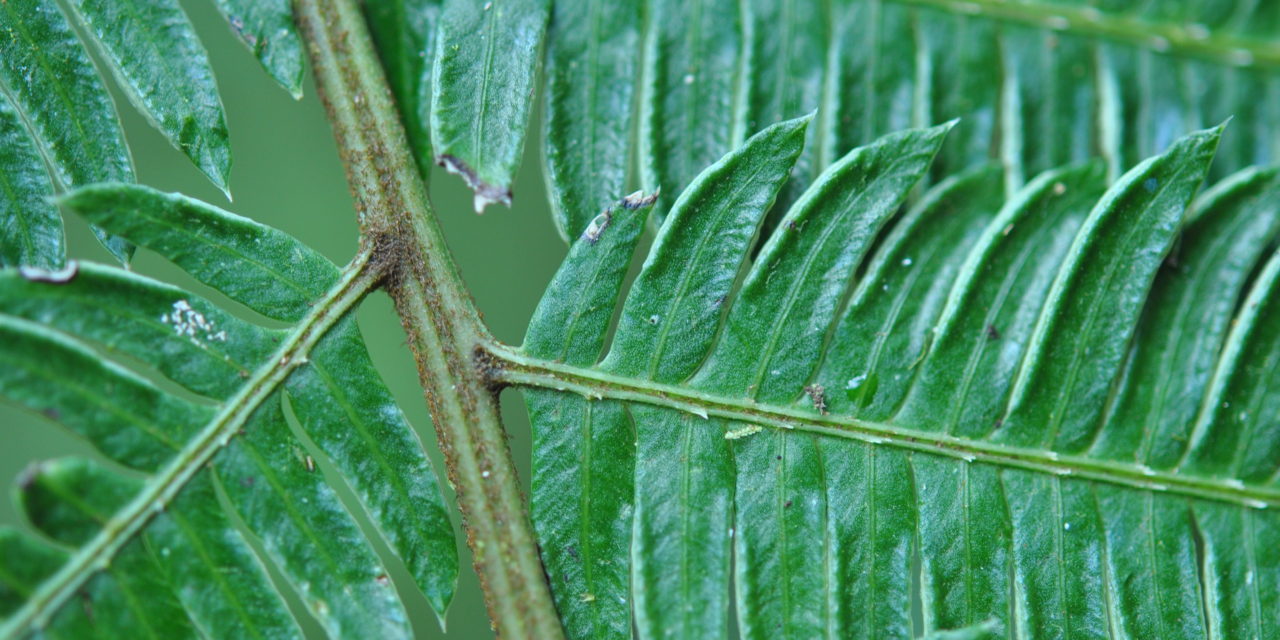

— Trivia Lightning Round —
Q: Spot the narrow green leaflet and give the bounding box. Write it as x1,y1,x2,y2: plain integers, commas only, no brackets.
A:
66,0,231,191
60,184,337,323
0,0,133,263
997,125,1223,452
0,184,456,636
217,400,411,637
814,165,1004,419
1183,248,1280,483
639,0,748,220
518,123,1280,639
543,0,642,240
602,115,810,380
0,94,62,268
897,162,1108,436
523,192,656,638
147,474,302,639
365,0,441,174
17,458,305,638
211,0,305,98
0,314,211,472
431,0,549,211
1092,167,1280,467
286,317,459,616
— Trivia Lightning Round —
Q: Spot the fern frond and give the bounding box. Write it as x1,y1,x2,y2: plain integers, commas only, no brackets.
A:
512,120,1280,638
0,186,456,638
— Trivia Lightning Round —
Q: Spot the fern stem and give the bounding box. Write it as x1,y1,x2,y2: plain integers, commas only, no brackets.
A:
292,1,565,637
0,248,381,639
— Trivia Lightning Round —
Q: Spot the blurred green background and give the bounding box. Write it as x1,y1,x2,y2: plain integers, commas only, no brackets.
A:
0,1,568,636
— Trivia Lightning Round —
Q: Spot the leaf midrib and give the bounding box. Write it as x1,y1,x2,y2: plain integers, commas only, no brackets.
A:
495,344,1280,509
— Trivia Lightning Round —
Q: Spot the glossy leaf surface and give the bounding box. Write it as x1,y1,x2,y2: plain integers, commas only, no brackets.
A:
67,0,232,191
430,0,549,211
211,0,305,97
0,185,456,637
522,124,1280,639
0,0,133,262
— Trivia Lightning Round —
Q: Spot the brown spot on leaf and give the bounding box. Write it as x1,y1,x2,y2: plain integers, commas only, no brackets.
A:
804,384,828,415
619,188,659,210
437,154,512,213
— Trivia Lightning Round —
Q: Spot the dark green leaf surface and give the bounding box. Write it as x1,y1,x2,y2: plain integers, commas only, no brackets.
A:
602,115,810,381
0,529,65,618
0,263,279,399
60,184,338,322
897,162,1108,436
430,0,549,211
1183,247,1280,483
19,459,200,639
543,0,642,239
365,0,441,173
0,0,133,263
215,400,411,638
551,0,1280,245
523,193,654,638
0,314,211,472
0,94,62,268
557,116,807,640
149,474,302,639
523,124,1280,639
814,165,1004,419
0,184,456,635
638,0,748,220
997,125,1223,451
286,317,458,616
692,123,952,402
67,0,231,191
211,0,304,97
1092,167,1280,467
17,458,302,638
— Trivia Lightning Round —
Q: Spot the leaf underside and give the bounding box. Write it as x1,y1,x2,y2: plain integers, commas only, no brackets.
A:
0,0,305,269
2,0,1280,639
522,116,1280,639
415,0,1280,234
0,185,457,639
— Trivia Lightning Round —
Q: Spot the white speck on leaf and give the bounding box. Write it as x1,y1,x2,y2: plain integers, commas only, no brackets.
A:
162,299,227,344
724,425,762,440
19,261,78,283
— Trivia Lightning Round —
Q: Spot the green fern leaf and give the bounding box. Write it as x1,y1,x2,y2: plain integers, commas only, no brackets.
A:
210,0,305,98
0,0,134,264
430,0,549,212
0,185,456,638
515,121,1280,638
64,0,232,192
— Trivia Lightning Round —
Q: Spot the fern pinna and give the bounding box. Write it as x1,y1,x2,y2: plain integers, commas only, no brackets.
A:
3,0,1280,638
